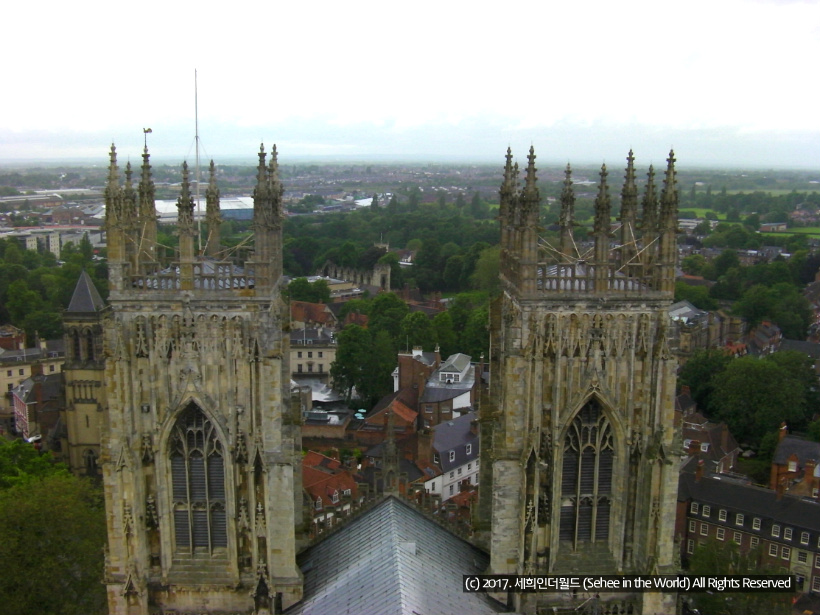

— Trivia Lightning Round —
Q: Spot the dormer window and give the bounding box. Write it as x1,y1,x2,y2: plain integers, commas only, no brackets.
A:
433,453,439,464
700,443,709,452
315,497,323,510
788,460,797,472
466,444,472,455
449,450,455,462
331,490,339,504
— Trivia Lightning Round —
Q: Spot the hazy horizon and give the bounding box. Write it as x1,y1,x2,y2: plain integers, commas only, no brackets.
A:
3,0,818,171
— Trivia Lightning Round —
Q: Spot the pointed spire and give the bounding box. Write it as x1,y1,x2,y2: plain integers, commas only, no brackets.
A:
137,145,158,264
656,150,679,294
67,270,105,313
122,161,137,218
621,150,638,210
641,164,658,234
106,144,119,191
267,144,284,219
503,147,514,186
521,146,539,222
177,162,196,290
619,150,639,270
498,147,515,250
177,161,195,232
105,144,120,222
253,143,268,202
660,149,678,229
559,164,575,258
524,146,537,194
205,160,222,258
138,146,155,217
593,164,611,235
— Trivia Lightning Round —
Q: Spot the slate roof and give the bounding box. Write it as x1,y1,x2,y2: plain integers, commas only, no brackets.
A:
778,338,820,359
287,496,502,615
773,434,820,466
0,339,64,365
433,412,479,473
678,472,820,532
66,270,105,313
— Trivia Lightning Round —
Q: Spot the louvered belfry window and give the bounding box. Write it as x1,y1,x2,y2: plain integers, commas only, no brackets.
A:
559,399,613,548
170,404,227,554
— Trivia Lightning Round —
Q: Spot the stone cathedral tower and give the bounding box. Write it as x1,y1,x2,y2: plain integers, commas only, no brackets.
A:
101,144,303,615
482,148,680,614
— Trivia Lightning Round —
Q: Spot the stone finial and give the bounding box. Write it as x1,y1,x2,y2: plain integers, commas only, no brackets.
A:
559,164,575,244
524,146,537,193
660,149,678,229
177,162,195,232
594,164,611,235
641,164,658,233
107,144,119,186
205,160,222,257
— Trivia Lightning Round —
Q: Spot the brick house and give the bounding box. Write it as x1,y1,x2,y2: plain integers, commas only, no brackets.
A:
678,471,820,594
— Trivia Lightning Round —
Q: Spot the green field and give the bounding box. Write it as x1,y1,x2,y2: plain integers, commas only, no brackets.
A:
761,227,820,236
678,208,726,220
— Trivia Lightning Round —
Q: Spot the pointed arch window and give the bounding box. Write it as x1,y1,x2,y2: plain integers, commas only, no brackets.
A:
83,448,98,477
169,404,227,554
72,330,82,361
559,398,614,548
86,329,95,361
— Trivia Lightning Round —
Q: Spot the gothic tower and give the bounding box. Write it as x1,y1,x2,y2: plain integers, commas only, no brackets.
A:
63,269,107,477
101,144,303,615
483,148,680,614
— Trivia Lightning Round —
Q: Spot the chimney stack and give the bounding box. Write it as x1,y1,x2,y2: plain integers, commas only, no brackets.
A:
418,428,433,467
695,459,704,482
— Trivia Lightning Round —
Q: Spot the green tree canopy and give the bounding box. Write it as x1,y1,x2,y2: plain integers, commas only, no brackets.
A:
0,473,107,615
470,245,500,295
287,277,331,304
400,311,436,352
674,282,718,311
711,355,810,445
678,349,732,416
432,311,458,358
0,438,106,614
368,292,410,346
686,539,789,615
330,325,395,406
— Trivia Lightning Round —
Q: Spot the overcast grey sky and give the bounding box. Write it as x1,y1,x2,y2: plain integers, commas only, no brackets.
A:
2,0,818,169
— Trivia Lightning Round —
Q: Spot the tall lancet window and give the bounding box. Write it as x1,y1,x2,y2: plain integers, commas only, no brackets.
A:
169,404,227,554
559,399,614,548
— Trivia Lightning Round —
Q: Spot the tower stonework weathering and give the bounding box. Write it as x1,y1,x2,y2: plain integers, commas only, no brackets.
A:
101,144,303,615
481,148,680,614
63,269,107,478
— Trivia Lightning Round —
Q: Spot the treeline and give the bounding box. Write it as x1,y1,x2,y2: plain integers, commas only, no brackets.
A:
283,194,499,295
0,236,107,341
677,248,816,339
0,439,107,614
680,186,820,224
330,291,489,406
680,349,820,449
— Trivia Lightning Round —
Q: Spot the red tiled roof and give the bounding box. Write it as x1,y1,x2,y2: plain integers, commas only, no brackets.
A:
302,464,358,508
291,301,336,326
303,450,342,471
365,398,418,427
